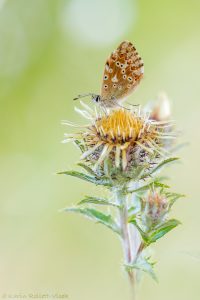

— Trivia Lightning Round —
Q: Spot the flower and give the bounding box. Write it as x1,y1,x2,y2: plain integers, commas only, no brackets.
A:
63,102,175,178
60,98,183,287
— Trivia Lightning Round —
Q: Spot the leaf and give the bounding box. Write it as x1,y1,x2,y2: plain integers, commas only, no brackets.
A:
125,257,158,282
77,162,97,176
103,158,113,178
127,181,170,194
57,170,112,187
153,181,170,189
164,192,186,208
128,217,149,243
127,165,148,181
78,196,119,207
142,157,179,179
63,207,120,234
148,219,181,244
73,140,85,153
129,216,181,246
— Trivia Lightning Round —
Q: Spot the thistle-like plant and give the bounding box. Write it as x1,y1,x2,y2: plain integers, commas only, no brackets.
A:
59,98,184,299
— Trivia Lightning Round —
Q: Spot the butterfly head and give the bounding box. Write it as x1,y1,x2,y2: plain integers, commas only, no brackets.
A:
92,94,101,104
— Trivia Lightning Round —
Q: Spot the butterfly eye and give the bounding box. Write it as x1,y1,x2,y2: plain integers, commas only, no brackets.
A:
104,84,108,89
121,69,125,74
123,75,127,79
128,77,133,82
120,64,124,68
113,84,117,88
108,68,113,73
116,61,120,67
104,75,109,80
95,95,101,102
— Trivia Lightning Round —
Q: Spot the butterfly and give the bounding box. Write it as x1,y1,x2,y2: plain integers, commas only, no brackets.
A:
74,40,144,108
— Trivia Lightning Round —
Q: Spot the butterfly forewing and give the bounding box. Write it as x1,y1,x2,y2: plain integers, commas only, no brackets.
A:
101,41,144,103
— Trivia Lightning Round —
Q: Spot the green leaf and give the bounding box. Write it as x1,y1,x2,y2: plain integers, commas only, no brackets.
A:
78,196,119,207
164,192,186,208
103,158,113,178
129,217,181,245
57,170,112,187
77,162,97,176
127,165,148,181
73,140,85,153
63,207,120,234
148,219,181,244
142,157,179,179
153,181,170,189
125,257,158,282
128,217,149,243
127,180,170,194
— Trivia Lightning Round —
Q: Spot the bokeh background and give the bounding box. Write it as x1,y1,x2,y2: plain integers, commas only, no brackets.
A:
0,0,199,299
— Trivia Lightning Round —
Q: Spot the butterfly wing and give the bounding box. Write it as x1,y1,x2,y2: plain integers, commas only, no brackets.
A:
101,41,144,102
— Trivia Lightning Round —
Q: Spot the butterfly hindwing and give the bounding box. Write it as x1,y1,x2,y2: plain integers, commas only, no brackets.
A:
101,41,144,102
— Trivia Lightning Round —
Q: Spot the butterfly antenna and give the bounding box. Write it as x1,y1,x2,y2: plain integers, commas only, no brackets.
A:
73,93,94,101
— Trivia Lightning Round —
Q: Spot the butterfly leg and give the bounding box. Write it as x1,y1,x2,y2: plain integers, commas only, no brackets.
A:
126,102,140,107
101,104,109,116
117,103,131,111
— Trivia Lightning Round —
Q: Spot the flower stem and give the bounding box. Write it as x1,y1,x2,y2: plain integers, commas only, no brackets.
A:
116,190,137,300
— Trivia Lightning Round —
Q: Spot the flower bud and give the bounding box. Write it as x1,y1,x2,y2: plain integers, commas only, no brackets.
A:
150,92,171,121
141,191,168,229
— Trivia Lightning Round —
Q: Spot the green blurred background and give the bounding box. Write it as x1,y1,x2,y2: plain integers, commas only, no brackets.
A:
0,0,199,299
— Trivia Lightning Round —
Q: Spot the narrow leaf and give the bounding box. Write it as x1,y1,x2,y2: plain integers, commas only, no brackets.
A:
73,140,85,153
128,217,148,243
153,181,170,189
142,157,179,178
77,162,97,176
149,219,181,243
63,207,120,234
128,181,170,194
164,192,186,208
125,257,158,282
78,196,119,207
57,170,112,187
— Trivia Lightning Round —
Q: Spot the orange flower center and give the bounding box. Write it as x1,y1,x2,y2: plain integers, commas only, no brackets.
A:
95,110,143,144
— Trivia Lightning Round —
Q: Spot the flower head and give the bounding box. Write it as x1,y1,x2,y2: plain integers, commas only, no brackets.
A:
63,102,175,180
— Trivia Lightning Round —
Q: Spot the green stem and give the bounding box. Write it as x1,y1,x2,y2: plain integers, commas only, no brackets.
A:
116,190,136,300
